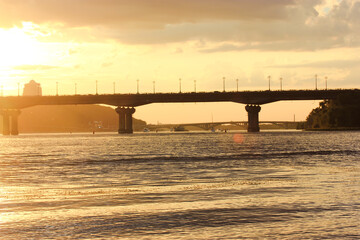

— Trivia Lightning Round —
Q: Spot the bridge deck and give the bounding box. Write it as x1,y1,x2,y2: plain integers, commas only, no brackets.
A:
0,89,359,109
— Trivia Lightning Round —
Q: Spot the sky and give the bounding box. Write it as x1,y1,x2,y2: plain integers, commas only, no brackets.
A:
0,0,359,124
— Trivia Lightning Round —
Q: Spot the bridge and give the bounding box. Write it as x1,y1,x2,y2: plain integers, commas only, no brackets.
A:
147,121,303,131
0,89,359,135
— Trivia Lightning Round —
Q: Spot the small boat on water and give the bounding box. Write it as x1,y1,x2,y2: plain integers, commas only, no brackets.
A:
173,126,188,132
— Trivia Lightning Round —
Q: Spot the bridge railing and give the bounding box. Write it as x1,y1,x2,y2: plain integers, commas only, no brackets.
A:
1,88,358,97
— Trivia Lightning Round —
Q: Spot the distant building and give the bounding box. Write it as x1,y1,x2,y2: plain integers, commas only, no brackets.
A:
23,80,42,96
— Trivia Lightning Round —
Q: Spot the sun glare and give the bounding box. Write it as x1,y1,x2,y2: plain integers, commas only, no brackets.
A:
0,23,46,68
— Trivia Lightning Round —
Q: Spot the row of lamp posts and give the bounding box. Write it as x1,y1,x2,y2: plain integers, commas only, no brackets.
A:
0,75,329,96
51,75,330,95
267,75,328,91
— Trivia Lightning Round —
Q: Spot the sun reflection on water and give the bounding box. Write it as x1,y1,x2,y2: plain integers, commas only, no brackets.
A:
233,133,244,144
0,132,359,239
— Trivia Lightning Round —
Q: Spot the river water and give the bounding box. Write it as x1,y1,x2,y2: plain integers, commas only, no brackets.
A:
0,131,359,239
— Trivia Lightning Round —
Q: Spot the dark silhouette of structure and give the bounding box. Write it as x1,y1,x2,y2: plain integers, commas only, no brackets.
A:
1,89,359,135
147,120,302,131
306,93,360,130
115,107,136,133
245,105,261,132
23,80,42,96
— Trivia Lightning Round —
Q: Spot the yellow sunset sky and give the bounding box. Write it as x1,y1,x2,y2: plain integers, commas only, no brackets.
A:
0,0,359,124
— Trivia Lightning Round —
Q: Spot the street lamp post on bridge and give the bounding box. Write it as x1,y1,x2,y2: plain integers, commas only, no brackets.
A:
223,77,226,92
137,79,139,94
325,76,328,90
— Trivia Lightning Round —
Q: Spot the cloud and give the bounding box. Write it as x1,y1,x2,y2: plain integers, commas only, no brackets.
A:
199,38,351,53
198,0,360,52
267,59,360,68
0,0,294,28
1,0,360,52
12,64,59,70
173,48,183,54
68,48,78,55
101,62,113,68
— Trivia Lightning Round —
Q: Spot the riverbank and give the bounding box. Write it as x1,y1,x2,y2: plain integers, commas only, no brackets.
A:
305,127,360,131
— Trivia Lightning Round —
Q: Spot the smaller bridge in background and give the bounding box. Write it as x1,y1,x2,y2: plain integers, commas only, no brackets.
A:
147,121,303,131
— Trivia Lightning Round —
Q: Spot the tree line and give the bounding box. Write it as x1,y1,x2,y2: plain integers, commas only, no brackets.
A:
304,93,360,130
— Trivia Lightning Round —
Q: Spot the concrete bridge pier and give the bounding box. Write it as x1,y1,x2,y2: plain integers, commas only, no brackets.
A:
125,107,136,133
1,110,10,135
115,107,136,134
245,104,261,132
10,110,21,135
1,109,21,135
116,107,126,133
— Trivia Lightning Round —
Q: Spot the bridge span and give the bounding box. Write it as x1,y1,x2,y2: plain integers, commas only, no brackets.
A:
0,89,359,135
147,121,303,131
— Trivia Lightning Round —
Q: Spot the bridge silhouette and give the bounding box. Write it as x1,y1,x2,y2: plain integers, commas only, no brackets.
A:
147,121,302,131
0,89,359,135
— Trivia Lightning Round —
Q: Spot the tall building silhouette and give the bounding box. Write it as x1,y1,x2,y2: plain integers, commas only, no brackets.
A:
23,80,42,96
